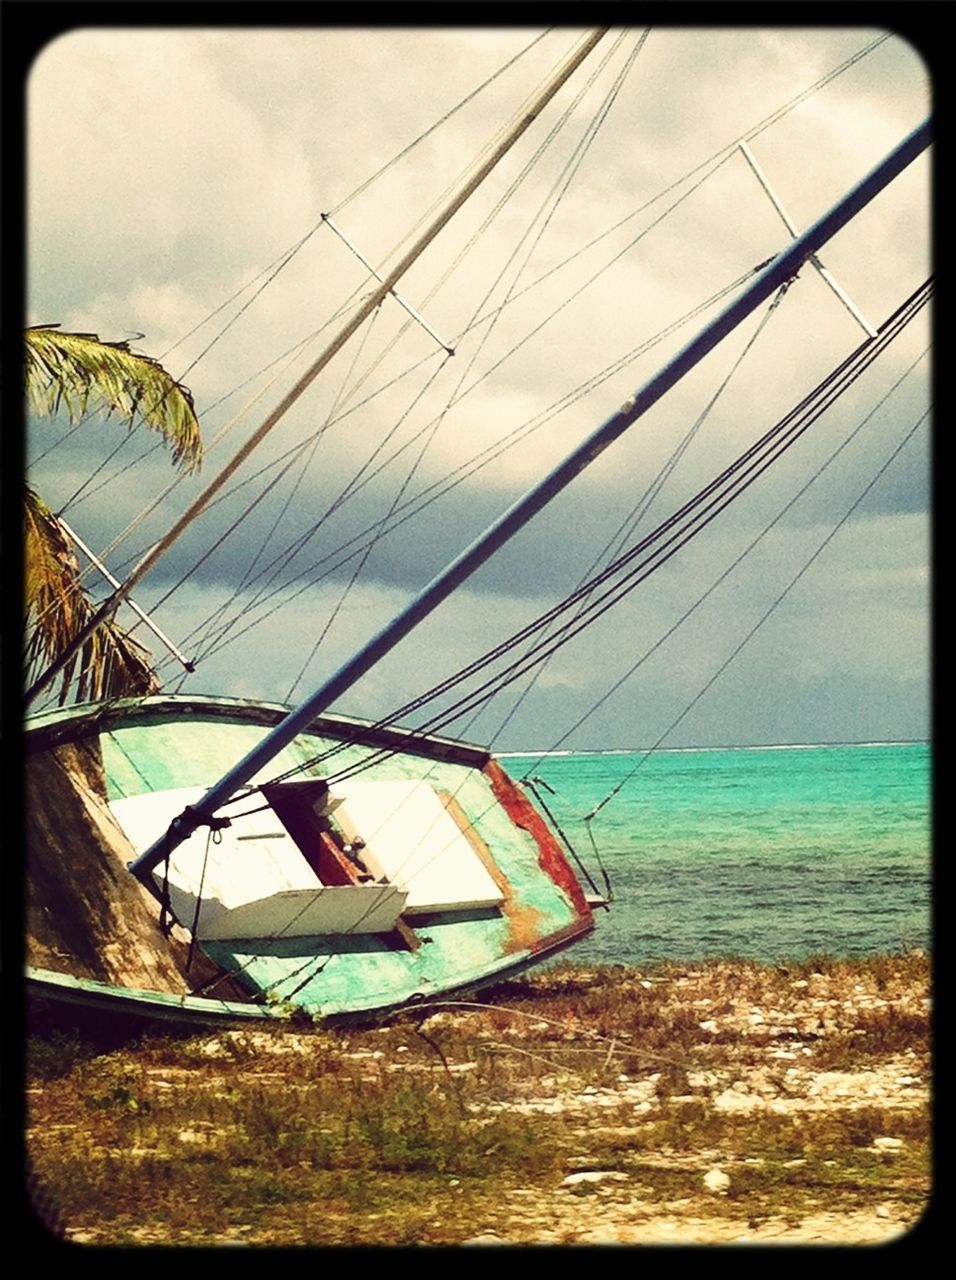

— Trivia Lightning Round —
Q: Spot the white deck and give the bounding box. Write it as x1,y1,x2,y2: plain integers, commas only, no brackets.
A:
330,778,504,915
109,787,407,939
109,774,504,938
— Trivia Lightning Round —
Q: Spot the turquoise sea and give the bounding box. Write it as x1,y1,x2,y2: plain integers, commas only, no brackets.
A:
503,741,931,966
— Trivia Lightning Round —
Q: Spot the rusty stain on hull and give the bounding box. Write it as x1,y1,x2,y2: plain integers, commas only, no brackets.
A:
482,758,593,944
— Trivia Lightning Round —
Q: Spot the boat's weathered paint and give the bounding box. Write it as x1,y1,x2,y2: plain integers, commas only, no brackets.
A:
25,732,243,999
26,695,595,1025
484,758,591,924
26,966,281,1029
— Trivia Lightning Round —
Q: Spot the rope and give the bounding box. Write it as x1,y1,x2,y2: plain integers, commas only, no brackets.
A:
405,309,929,760
328,30,554,217
70,30,886,679
181,306,390,679
460,282,785,737
29,29,889,561
299,325,929,873
48,38,561,522
584,404,930,823
284,344,457,701
524,776,611,903
353,31,615,281
185,823,220,972
172,258,758,673
470,278,791,746
260,278,929,792
51,229,329,525
103,288,380,630
33,245,753,678
182,32,646,673
165,209,749,608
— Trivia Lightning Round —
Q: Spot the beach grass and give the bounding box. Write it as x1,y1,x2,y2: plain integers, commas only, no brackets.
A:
25,952,930,1246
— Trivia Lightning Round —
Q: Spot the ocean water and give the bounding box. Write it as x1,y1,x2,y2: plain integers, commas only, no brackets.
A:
503,742,931,966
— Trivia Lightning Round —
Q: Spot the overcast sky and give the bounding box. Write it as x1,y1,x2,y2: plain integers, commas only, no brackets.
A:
25,23,932,751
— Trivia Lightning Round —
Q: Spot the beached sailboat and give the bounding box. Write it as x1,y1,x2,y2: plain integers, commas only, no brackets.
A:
24,29,931,1030
26,693,602,1028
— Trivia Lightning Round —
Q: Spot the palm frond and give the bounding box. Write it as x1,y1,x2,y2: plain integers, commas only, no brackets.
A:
24,486,158,705
25,326,203,473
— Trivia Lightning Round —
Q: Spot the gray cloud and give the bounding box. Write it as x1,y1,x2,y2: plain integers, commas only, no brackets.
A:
26,25,932,748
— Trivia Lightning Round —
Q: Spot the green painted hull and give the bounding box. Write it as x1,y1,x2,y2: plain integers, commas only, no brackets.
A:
26,695,596,1028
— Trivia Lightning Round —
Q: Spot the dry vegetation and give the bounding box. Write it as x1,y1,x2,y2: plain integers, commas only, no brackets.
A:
25,953,931,1247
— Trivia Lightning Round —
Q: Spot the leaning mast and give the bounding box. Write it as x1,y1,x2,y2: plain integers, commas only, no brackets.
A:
24,28,610,709
130,117,932,889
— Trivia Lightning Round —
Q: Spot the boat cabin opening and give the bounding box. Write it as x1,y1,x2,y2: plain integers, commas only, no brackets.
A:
108,774,504,942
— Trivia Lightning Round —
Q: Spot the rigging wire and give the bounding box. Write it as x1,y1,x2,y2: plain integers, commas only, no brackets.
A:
110,35,634,665
282,344,457,702
351,30,623,284
27,30,906,713
745,33,891,143
517,336,932,811
327,351,929,794
155,308,394,685
299,30,641,471
52,224,333,524
272,27,655,890
33,33,555,506
578,405,930,825
383,288,931,756
327,30,555,217
163,31,647,677
275,32,644,703
255,278,930,792
293,288,870,750
166,256,755,675
31,246,752,662
158,144,742,586
41,28,921,995
461,276,792,747
199,127,700,956
66,285,379,576
45,32,892,667
89,39,884,586
219,39,637,517
234,307,386,610
28,28,890,526
394,28,646,344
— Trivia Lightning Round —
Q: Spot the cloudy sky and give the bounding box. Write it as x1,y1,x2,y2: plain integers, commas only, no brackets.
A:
25,23,932,751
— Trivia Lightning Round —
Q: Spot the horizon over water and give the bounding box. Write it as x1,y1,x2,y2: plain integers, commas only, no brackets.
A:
503,740,930,967
499,736,927,757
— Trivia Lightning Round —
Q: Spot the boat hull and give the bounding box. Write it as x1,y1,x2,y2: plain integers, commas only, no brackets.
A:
26,695,595,1029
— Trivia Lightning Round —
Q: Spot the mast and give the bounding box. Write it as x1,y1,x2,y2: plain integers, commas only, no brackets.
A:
130,116,932,890
24,27,610,709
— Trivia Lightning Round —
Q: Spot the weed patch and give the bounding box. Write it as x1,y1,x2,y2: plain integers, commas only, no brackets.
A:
26,955,930,1245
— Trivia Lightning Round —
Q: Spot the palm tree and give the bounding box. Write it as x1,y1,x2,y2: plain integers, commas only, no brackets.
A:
24,325,203,706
